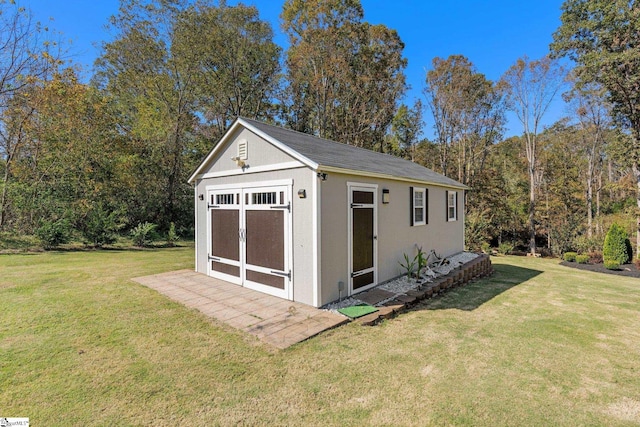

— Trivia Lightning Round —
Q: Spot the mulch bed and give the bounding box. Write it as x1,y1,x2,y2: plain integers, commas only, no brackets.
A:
560,260,640,279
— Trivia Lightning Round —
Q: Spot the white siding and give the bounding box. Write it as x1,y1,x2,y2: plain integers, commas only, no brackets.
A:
193,127,317,306
319,172,464,306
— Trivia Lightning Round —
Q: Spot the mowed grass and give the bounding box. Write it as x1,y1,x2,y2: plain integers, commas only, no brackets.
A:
2,250,640,426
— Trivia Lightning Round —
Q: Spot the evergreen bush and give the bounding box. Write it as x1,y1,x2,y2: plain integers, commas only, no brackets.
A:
575,254,589,264
166,222,179,247
604,259,620,270
563,252,577,262
498,242,514,255
81,205,124,247
131,222,157,247
603,223,631,265
35,219,72,249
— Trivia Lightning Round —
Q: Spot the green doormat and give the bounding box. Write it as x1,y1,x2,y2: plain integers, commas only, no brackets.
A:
338,304,378,319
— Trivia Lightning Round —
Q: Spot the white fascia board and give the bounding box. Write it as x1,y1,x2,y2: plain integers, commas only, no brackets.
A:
318,165,469,191
197,161,305,180
237,118,319,170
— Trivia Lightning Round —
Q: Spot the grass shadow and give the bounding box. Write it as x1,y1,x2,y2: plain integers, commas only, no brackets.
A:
415,263,543,311
1,241,193,256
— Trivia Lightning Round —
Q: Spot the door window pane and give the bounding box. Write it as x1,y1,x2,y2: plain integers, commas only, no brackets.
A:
352,208,374,272
353,190,374,204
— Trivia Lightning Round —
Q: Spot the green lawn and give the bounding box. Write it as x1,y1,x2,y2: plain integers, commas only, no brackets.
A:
2,250,640,426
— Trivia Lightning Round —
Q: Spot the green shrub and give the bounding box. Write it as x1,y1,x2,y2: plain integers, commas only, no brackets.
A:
81,205,124,247
481,242,491,254
498,242,515,255
131,222,157,247
603,223,631,265
604,259,620,270
166,222,179,247
563,252,577,262
575,254,589,264
573,234,605,254
35,219,72,249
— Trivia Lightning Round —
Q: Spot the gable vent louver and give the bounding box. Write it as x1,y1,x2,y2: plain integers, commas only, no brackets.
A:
237,139,248,160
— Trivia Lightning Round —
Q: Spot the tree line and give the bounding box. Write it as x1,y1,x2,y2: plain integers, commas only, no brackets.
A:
0,0,637,257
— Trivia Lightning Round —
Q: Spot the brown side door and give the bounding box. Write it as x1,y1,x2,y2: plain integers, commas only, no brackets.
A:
349,185,377,293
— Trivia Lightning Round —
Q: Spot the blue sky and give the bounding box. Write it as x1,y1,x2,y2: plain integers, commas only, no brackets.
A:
23,0,568,138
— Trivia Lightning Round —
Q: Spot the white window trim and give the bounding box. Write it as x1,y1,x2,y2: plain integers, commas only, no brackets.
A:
413,187,426,226
448,191,457,222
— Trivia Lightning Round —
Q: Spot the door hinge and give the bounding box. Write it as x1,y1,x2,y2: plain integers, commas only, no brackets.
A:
270,202,290,212
270,269,291,280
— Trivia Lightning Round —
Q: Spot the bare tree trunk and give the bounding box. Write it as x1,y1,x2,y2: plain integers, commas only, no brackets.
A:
529,166,536,255
525,130,538,255
633,128,640,260
596,171,602,236
587,158,594,238
634,161,640,260
0,167,10,230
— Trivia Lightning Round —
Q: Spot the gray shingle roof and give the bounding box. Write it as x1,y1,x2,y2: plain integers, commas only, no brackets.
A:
242,117,467,189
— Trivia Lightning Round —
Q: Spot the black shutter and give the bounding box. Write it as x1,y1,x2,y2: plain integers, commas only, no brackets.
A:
409,187,414,226
446,191,449,221
456,190,460,221
425,188,429,224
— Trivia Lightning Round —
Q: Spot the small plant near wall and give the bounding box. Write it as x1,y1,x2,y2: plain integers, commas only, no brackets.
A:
399,253,417,279
415,246,427,277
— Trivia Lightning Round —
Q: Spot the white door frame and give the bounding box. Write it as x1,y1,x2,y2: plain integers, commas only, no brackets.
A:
205,180,293,300
347,182,378,295
206,187,242,285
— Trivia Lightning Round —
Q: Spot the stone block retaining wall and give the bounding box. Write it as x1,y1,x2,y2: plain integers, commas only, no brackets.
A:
358,254,494,326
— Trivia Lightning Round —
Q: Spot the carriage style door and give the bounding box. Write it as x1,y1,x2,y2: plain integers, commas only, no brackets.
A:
348,183,378,294
207,183,292,300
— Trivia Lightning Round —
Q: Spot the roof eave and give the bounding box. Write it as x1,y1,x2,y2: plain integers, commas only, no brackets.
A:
237,118,319,170
317,165,469,190
188,117,320,184
187,118,244,184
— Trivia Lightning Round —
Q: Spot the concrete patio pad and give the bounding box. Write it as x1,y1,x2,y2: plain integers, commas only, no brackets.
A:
132,270,349,349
